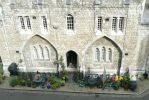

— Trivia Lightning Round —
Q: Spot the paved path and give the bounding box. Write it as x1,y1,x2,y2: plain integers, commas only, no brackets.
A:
0,89,149,100
0,78,149,95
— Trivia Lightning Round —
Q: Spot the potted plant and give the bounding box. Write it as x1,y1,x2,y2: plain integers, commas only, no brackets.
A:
26,80,32,87
112,74,122,90
122,72,130,90
129,75,137,91
54,56,65,76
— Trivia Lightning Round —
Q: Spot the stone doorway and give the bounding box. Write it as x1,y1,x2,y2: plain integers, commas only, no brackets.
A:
66,50,78,68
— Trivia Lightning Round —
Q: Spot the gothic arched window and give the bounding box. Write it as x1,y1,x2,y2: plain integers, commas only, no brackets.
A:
96,48,100,62
33,46,38,59
102,47,106,61
44,46,50,60
39,45,44,59
108,48,112,62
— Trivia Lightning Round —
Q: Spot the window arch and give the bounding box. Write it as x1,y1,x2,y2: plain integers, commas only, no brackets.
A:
44,46,50,60
95,48,100,62
33,46,38,59
67,14,74,30
108,48,112,62
102,47,106,61
39,45,44,59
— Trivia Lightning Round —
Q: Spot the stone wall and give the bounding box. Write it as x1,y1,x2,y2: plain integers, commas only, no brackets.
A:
84,36,122,74
0,0,148,76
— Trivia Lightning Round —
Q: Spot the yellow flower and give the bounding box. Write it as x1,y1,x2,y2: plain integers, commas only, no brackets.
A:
115,75,123,82
119,76,123,81
115,75,119,81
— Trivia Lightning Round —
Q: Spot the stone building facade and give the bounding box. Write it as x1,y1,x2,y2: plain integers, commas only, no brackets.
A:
0,0,149,76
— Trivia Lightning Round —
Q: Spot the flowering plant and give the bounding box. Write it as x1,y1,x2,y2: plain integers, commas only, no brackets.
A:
111,74,123,83
122,72,130,90
115,75,123,82
111,74,123,90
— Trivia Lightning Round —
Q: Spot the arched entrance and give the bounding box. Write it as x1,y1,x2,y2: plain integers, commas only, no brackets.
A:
66,51,78,68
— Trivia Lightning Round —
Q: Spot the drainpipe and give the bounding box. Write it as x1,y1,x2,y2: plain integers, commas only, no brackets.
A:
121,2,130,75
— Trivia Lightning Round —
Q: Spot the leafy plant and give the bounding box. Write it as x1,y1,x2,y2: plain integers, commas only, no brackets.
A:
122,72,130,90
18,72,28,80
8,63,18,76
48,76,57,84
0,64,3,75
26,80,32,87
26,72,33,81
112,82,120,90
73,72,83,83
48,76,65,89
51,82,61,90
0,63,3,84
54,56,66,75
20,79,26,86
9,76,18,87
60,70,69,82
0,74,3,84
32,83,37,88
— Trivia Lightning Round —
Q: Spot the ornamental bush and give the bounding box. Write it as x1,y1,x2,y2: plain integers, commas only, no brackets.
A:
0,74,3,84
9,76,18,87
20,79,26,86
26,80,32,87
112,82,120,90
0,63,3,75
8,63,18,76
122,72,130,90
0,63,3,84
73,72,83,83
48,76,65,89
51,82,61,90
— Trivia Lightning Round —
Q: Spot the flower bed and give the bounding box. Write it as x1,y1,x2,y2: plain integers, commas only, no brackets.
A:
73,72,137,91
9,71,67,90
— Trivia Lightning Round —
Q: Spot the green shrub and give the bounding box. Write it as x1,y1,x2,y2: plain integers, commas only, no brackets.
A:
0,64,3,75
48,76,65,87
63,70,68,76
26,72,32,80
20,79,26,86
73,72,83,83
122,72,130,90
32,83,37,88
0,74,3,84
8,63,18,76
112,82,120,90
51,82,61,90
60,70,69,82
59,80,65,86
48,76,57,84
9,76,18,87
26,80,32,87
18,72,28,80
16,79,21,85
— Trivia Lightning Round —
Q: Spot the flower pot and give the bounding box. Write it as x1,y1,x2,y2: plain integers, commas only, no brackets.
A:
129,81,137,91
124,84,129,90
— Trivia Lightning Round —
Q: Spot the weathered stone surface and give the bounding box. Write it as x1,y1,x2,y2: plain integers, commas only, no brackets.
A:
0,0,148,76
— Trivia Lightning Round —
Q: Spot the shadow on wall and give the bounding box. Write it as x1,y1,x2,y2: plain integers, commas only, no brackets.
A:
137,36,149,71
103,37,123,75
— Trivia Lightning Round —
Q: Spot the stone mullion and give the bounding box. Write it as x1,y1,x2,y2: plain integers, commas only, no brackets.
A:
117,17,120,33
